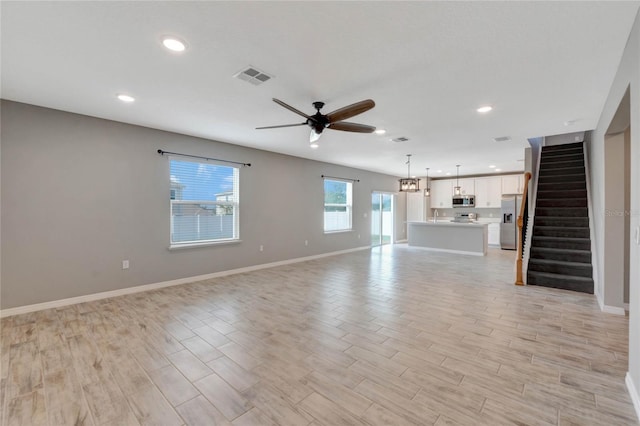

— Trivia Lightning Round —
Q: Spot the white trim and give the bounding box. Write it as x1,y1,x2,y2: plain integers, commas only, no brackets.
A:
0,246,371,318
624,302,630,311
323,229,354,235
168,239,242,250
602,304,627,316
583,141,603,309
408,245,486,257
626,372,640,423
596,284,606,311
396,239,408,243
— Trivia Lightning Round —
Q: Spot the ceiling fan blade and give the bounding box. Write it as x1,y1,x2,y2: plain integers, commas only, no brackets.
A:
328,122,376,133
272,98,314,121
326,99,375,123
256,122,307,130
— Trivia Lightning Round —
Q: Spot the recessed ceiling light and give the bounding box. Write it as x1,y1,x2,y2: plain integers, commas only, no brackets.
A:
310,143,319,149
446,172,451,176
374,129,386,135
117,94,135,103
437,170,443,173
162,36,187,52
477,105,493,113
495,168,502,172
489,165,496,168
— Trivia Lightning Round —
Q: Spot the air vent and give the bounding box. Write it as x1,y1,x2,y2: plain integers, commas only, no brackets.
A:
234,66,273,85
493,136,512,142
392,137,409,143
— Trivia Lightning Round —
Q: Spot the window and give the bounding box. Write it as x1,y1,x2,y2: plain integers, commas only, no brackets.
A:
169,158,239,246
324,179,352,232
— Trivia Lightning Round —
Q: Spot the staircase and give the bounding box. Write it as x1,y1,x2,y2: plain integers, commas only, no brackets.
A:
527,142,594,293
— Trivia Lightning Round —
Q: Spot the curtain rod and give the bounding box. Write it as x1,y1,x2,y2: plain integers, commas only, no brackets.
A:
157,149,251,167
321,174,360,183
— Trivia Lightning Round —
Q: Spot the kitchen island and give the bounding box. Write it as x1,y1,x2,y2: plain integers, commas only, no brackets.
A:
407,221,489,256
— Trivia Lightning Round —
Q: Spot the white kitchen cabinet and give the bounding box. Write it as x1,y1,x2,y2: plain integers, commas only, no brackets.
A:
488,223,500,246
451,178,475,196
474,176,502,208
430,179,452,208
501,174,523,194
407,192,427,222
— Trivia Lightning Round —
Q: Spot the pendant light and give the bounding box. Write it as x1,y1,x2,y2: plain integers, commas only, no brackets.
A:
424,168,431,197
454,165,461,195
399,154,420,192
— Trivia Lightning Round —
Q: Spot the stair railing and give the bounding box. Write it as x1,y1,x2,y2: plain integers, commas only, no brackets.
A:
516,171,533,285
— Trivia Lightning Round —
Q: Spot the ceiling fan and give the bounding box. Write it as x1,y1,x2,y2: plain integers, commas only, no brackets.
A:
256,98,376,144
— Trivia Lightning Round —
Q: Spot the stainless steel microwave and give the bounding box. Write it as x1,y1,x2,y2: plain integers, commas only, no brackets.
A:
452,195,475,208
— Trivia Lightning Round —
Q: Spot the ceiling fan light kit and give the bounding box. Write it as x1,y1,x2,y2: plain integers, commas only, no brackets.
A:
399,154,420,192
256,98,376,144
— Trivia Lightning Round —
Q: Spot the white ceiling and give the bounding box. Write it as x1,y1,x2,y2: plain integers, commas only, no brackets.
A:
2,1,638,178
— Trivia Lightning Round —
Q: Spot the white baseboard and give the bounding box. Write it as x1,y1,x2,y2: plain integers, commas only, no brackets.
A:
407,245,486,257
0,246,371,318
596,285,605,311
602,304,627,316
595,280,628,316
626,372,640,422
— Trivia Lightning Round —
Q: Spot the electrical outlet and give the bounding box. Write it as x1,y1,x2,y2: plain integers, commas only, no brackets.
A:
304,240,308,246
636,226,640,246
259,245,264,252
358,234,361,239
122,260,129,270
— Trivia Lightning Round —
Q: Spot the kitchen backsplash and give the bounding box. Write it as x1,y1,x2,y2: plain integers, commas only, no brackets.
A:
429,207,502,221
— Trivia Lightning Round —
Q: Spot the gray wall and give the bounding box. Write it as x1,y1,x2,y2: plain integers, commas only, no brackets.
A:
589,8,640,404
0,101,406,309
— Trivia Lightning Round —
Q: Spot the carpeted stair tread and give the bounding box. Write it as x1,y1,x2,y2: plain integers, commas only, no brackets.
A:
538,166,585,176
535,207,588,217
528,258,592,277
527,271,594,293
533,226,590,238
538,173,586,184
541,142,584,151
531,236,591,250
537,189,587,199
536,198,587,208
540,153,584,163
534,216,589,227
537,182,586,191
539,160,584,170
530,247,592,263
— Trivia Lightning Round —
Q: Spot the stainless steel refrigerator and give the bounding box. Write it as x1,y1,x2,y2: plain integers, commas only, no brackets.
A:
500,194,522,250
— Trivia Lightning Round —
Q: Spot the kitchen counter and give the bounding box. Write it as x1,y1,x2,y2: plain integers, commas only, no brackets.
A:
407,221,488,256
414,221,488,227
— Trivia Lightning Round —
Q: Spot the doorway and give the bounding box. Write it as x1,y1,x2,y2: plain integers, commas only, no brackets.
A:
603,87,631,311
371,192,394,246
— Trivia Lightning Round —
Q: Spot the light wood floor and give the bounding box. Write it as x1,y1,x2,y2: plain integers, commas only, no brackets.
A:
1,246,637,425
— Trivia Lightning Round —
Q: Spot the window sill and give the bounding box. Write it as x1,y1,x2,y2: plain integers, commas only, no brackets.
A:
324,229,354,235
169,239,242,250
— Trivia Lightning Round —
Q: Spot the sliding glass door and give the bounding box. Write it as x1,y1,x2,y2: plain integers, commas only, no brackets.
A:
371,192,394,246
